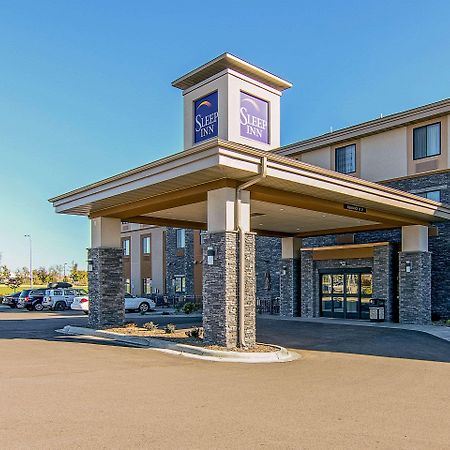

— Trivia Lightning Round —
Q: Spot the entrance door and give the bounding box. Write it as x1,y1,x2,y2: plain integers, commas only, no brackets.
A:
320,269,372,320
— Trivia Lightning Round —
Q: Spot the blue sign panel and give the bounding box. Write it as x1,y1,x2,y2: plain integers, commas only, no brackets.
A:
240,92,269,144
194,91,218,143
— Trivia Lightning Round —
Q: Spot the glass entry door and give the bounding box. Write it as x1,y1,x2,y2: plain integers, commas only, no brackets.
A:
320,269,372,320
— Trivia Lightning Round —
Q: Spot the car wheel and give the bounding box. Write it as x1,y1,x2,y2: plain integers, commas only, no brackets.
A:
33,302,44,312
54,302,65,311
138,302,150,313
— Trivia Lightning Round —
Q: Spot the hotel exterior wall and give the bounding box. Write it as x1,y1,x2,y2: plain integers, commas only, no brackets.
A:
302,172,450,320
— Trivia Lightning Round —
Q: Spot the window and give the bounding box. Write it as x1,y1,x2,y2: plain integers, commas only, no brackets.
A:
122,239,130,256
142,236,151,255
142,278,152,294
418,190,441,202
335,144,356,174
174,276,186,293
124,278,131,294
176,229,186,249
413,123,441,159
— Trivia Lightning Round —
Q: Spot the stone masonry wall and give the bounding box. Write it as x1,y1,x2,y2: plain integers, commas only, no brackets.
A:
373,244,396,321
202,231,256,348
88,247,124,328
165,228,195,296
255,236,281,305
280,258,300,317
399,251,431,324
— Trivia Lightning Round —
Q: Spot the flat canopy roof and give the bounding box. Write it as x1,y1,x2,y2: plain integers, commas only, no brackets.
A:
49,139,450,238
172,53,292,92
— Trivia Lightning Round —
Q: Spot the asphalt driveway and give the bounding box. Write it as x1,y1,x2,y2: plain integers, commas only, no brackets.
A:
0,307,449,362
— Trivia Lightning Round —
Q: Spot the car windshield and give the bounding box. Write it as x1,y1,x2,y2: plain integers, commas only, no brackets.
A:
76,289,88,295
19,290,32,297
125,293,134,298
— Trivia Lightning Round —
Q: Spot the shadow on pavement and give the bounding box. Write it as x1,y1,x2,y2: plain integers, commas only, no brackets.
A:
257,318,450,363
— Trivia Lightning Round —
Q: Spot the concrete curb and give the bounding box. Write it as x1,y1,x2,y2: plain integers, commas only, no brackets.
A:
56,325,300,364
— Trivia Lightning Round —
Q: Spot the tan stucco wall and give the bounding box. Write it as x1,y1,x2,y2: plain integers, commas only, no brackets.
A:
121,225,166,295
361,127,408,181
299,146,331,169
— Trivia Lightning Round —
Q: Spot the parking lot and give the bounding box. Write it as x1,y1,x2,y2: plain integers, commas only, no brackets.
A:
1,306,450,449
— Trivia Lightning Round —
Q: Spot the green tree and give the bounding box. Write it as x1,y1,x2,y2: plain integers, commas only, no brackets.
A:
69,262,79,283
7,276,22,292
0,265,11,284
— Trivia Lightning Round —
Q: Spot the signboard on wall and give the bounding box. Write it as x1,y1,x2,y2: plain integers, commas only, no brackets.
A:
194,91,219,143
240,92,269,144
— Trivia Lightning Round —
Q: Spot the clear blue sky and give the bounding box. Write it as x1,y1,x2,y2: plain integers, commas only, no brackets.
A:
1,0,449,270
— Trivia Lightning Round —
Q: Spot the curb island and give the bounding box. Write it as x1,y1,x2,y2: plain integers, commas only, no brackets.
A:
57,325,300,364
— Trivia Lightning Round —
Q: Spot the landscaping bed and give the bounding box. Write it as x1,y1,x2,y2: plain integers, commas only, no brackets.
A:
104,323,277,353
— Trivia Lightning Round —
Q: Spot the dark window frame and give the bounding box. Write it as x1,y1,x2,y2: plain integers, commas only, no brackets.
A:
335,144,357,174
413,122,441,160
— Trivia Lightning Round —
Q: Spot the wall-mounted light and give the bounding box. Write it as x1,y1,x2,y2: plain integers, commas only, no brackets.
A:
87,259,94,272
406,261,412,273
207,247,215,265
282,266,287,276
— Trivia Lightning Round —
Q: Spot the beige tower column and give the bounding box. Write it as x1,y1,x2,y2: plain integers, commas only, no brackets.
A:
399,225,431,324
88,217,124,328
202,187,256,348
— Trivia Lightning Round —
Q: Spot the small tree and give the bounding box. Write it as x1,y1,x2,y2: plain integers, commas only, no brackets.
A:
70,262,80,284
0,265,11,284
7,277,22,292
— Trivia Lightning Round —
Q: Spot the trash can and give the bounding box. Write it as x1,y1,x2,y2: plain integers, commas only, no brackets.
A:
369,299,385,322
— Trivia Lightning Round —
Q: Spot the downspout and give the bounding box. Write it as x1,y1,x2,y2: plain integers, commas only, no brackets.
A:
235,156,268,347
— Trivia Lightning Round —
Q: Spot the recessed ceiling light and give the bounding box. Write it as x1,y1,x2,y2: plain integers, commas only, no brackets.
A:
280,208,284,211
259,223,264,226
296,228,300,231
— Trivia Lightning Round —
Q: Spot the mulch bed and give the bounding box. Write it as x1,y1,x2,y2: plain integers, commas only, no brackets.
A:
104,324,277,353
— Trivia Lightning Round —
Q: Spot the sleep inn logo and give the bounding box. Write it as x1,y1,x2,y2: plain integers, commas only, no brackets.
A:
194,91,218,143
240,92,269,144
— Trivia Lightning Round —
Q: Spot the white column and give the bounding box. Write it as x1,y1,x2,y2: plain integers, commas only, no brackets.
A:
206,187,250,232
91,217,121,248
401,225,428,252
130,231,141,295
281,237,302,259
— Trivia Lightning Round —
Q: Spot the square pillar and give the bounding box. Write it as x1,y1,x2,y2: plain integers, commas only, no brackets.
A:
373,244,395,322
202,187,256,348
88,217,124,328
399,226,431,324
300,249,318,318
280,237,302,317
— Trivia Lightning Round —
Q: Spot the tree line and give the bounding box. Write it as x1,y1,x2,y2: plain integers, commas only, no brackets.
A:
0,262,88,290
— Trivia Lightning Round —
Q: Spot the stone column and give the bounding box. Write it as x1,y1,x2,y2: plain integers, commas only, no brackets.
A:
88,217,124,328
373,244,395,322
202,187,256,348
300,249,318,317
280,237,302,317
399,225,431,324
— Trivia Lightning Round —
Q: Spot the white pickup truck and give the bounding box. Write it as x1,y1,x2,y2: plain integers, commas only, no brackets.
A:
43,288,88,311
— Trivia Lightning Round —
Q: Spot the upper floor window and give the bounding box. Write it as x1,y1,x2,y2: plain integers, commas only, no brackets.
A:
418,190,441,202
335,144,356,174
176,229,186,249
174,275,186,293
142,236,151,255
413,123,441,160
122,238,130,256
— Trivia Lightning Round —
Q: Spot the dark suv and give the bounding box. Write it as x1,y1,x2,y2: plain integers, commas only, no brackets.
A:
2,291,22,308
22,288,48,311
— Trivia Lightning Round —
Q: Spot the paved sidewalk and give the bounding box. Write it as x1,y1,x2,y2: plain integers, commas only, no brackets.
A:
260,315,450,343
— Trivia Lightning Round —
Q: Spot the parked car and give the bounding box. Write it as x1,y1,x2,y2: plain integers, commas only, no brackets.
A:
17,290,33,308
71,295,89,314
22,288,48,311
71,293,156,314
2,291,22,308
43,288,88,311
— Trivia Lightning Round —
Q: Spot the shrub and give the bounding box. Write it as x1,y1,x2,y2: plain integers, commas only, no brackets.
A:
143,321,158,331
144,322,158,331
446,319,450,327
165,323,176,334
124,321,137,328
185,327,203,339
182,302,200,314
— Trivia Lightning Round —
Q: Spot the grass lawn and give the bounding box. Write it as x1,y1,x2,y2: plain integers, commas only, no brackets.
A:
0,284,88,296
